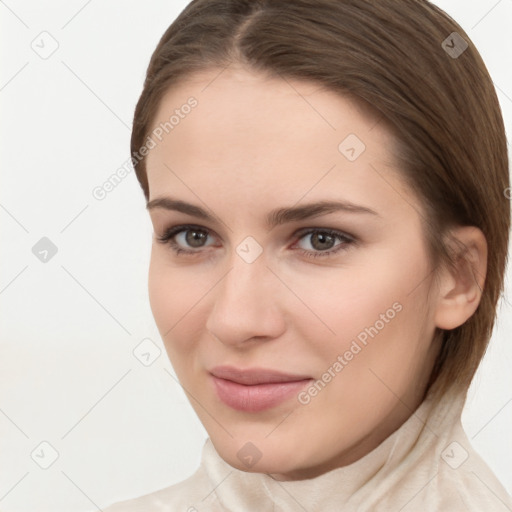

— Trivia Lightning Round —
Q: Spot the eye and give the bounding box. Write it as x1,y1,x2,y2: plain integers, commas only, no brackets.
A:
156,224,216,255
292,228,355,258
156,224,356,259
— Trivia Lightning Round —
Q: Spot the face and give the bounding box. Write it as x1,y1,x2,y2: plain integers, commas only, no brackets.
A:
145,65,443,480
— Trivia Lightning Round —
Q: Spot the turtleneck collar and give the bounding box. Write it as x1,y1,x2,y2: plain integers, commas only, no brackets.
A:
199,388,467,511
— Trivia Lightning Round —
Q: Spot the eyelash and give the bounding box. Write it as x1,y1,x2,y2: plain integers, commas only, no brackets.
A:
155,224,356,259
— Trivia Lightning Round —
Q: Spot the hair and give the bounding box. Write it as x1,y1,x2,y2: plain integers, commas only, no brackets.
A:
130,0,510,403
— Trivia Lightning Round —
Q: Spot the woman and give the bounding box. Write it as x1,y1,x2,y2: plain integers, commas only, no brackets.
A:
103,0,512,510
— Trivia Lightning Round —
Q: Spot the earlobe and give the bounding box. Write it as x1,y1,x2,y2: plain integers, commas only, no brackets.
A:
434,226,487,331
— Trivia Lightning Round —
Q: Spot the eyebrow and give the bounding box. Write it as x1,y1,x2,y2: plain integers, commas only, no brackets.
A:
146,196,379,229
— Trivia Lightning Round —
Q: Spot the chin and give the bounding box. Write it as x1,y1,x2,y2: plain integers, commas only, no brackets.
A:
211,434,313,477
221,448,296,475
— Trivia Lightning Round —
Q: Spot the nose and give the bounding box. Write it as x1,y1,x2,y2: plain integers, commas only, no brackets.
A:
205,251,286,348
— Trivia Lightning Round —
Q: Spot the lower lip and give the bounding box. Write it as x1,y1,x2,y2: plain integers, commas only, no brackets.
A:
211,375,313,412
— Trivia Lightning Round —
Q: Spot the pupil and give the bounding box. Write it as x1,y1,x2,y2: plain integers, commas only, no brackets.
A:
187,230,206,248
313,233,334,250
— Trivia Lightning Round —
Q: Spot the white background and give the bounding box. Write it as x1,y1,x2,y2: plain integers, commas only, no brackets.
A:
1,1,511,510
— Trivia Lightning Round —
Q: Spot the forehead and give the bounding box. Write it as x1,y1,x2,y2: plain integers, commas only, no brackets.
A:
148,66,388,158
144,67,415,221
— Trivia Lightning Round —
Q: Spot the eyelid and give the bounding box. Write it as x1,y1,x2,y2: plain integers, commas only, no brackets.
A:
158,224,355,245
161,221,355,237
292,226,355,242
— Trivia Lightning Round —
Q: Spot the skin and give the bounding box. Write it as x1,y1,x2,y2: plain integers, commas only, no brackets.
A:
144,64,487,481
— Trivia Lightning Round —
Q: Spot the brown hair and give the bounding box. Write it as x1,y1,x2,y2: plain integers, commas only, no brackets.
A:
130,0,510,402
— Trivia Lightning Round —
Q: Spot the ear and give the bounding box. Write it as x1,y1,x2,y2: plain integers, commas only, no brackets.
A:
434,226,487,330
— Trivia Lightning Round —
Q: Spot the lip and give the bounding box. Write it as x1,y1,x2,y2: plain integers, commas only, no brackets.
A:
210,366,313,385
210,366,314,412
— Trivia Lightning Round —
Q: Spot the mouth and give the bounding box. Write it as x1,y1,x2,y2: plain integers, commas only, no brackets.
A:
209,365,314,412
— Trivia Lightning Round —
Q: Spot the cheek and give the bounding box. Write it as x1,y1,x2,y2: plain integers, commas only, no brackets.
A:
295,245,431,374
324,275,432,409
148,254,174,332
148,251,217,362
286,262,407,358
148,253,196,350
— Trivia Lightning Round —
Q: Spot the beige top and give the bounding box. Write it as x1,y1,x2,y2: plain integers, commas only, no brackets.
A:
102,389,512,511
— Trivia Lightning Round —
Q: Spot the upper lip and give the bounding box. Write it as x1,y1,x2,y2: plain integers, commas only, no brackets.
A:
210,366,313,385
